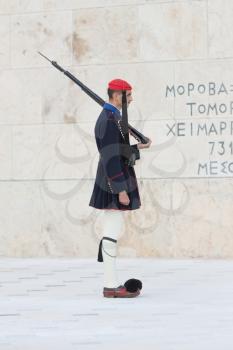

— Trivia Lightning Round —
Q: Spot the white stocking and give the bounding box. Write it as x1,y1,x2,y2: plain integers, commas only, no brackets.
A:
99,210,125,288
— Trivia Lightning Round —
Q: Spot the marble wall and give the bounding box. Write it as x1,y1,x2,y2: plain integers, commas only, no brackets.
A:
0,0,232,258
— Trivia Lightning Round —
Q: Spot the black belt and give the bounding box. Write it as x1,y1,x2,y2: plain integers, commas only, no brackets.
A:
99,155,134,167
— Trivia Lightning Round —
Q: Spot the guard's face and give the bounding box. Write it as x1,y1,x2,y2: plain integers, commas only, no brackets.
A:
114,90,133,108
126,91,133,106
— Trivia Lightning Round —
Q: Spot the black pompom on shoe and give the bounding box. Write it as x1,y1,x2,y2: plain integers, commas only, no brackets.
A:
124,278,142,293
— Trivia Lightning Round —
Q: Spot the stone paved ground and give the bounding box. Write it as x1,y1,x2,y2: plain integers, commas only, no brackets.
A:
0,258,232,350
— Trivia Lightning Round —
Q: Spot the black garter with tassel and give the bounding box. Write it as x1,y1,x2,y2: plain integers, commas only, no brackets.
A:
97,237,117,262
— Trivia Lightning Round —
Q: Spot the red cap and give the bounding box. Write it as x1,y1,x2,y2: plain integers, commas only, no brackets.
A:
108,78,132,91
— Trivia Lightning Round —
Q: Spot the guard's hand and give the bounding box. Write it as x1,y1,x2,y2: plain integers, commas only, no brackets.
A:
137,139,152,149
119,191,130,205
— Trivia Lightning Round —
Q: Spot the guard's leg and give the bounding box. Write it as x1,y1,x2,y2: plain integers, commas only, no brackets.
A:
97,210,124,288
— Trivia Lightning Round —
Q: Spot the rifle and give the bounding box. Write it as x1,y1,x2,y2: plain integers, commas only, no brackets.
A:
38,52,149,144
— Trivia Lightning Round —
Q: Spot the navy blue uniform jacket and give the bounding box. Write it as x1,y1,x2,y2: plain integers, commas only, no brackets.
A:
89,103,141,210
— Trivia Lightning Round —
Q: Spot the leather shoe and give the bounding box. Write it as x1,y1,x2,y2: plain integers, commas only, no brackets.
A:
103,285,140,298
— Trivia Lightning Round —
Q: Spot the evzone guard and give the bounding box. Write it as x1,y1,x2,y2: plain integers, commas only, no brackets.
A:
89,79,152,298
37,53,152,298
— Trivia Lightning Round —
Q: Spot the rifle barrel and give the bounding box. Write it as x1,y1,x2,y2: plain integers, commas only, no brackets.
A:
38,52,149,144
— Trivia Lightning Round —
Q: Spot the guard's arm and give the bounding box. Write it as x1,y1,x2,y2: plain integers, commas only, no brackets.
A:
99,117,128,194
